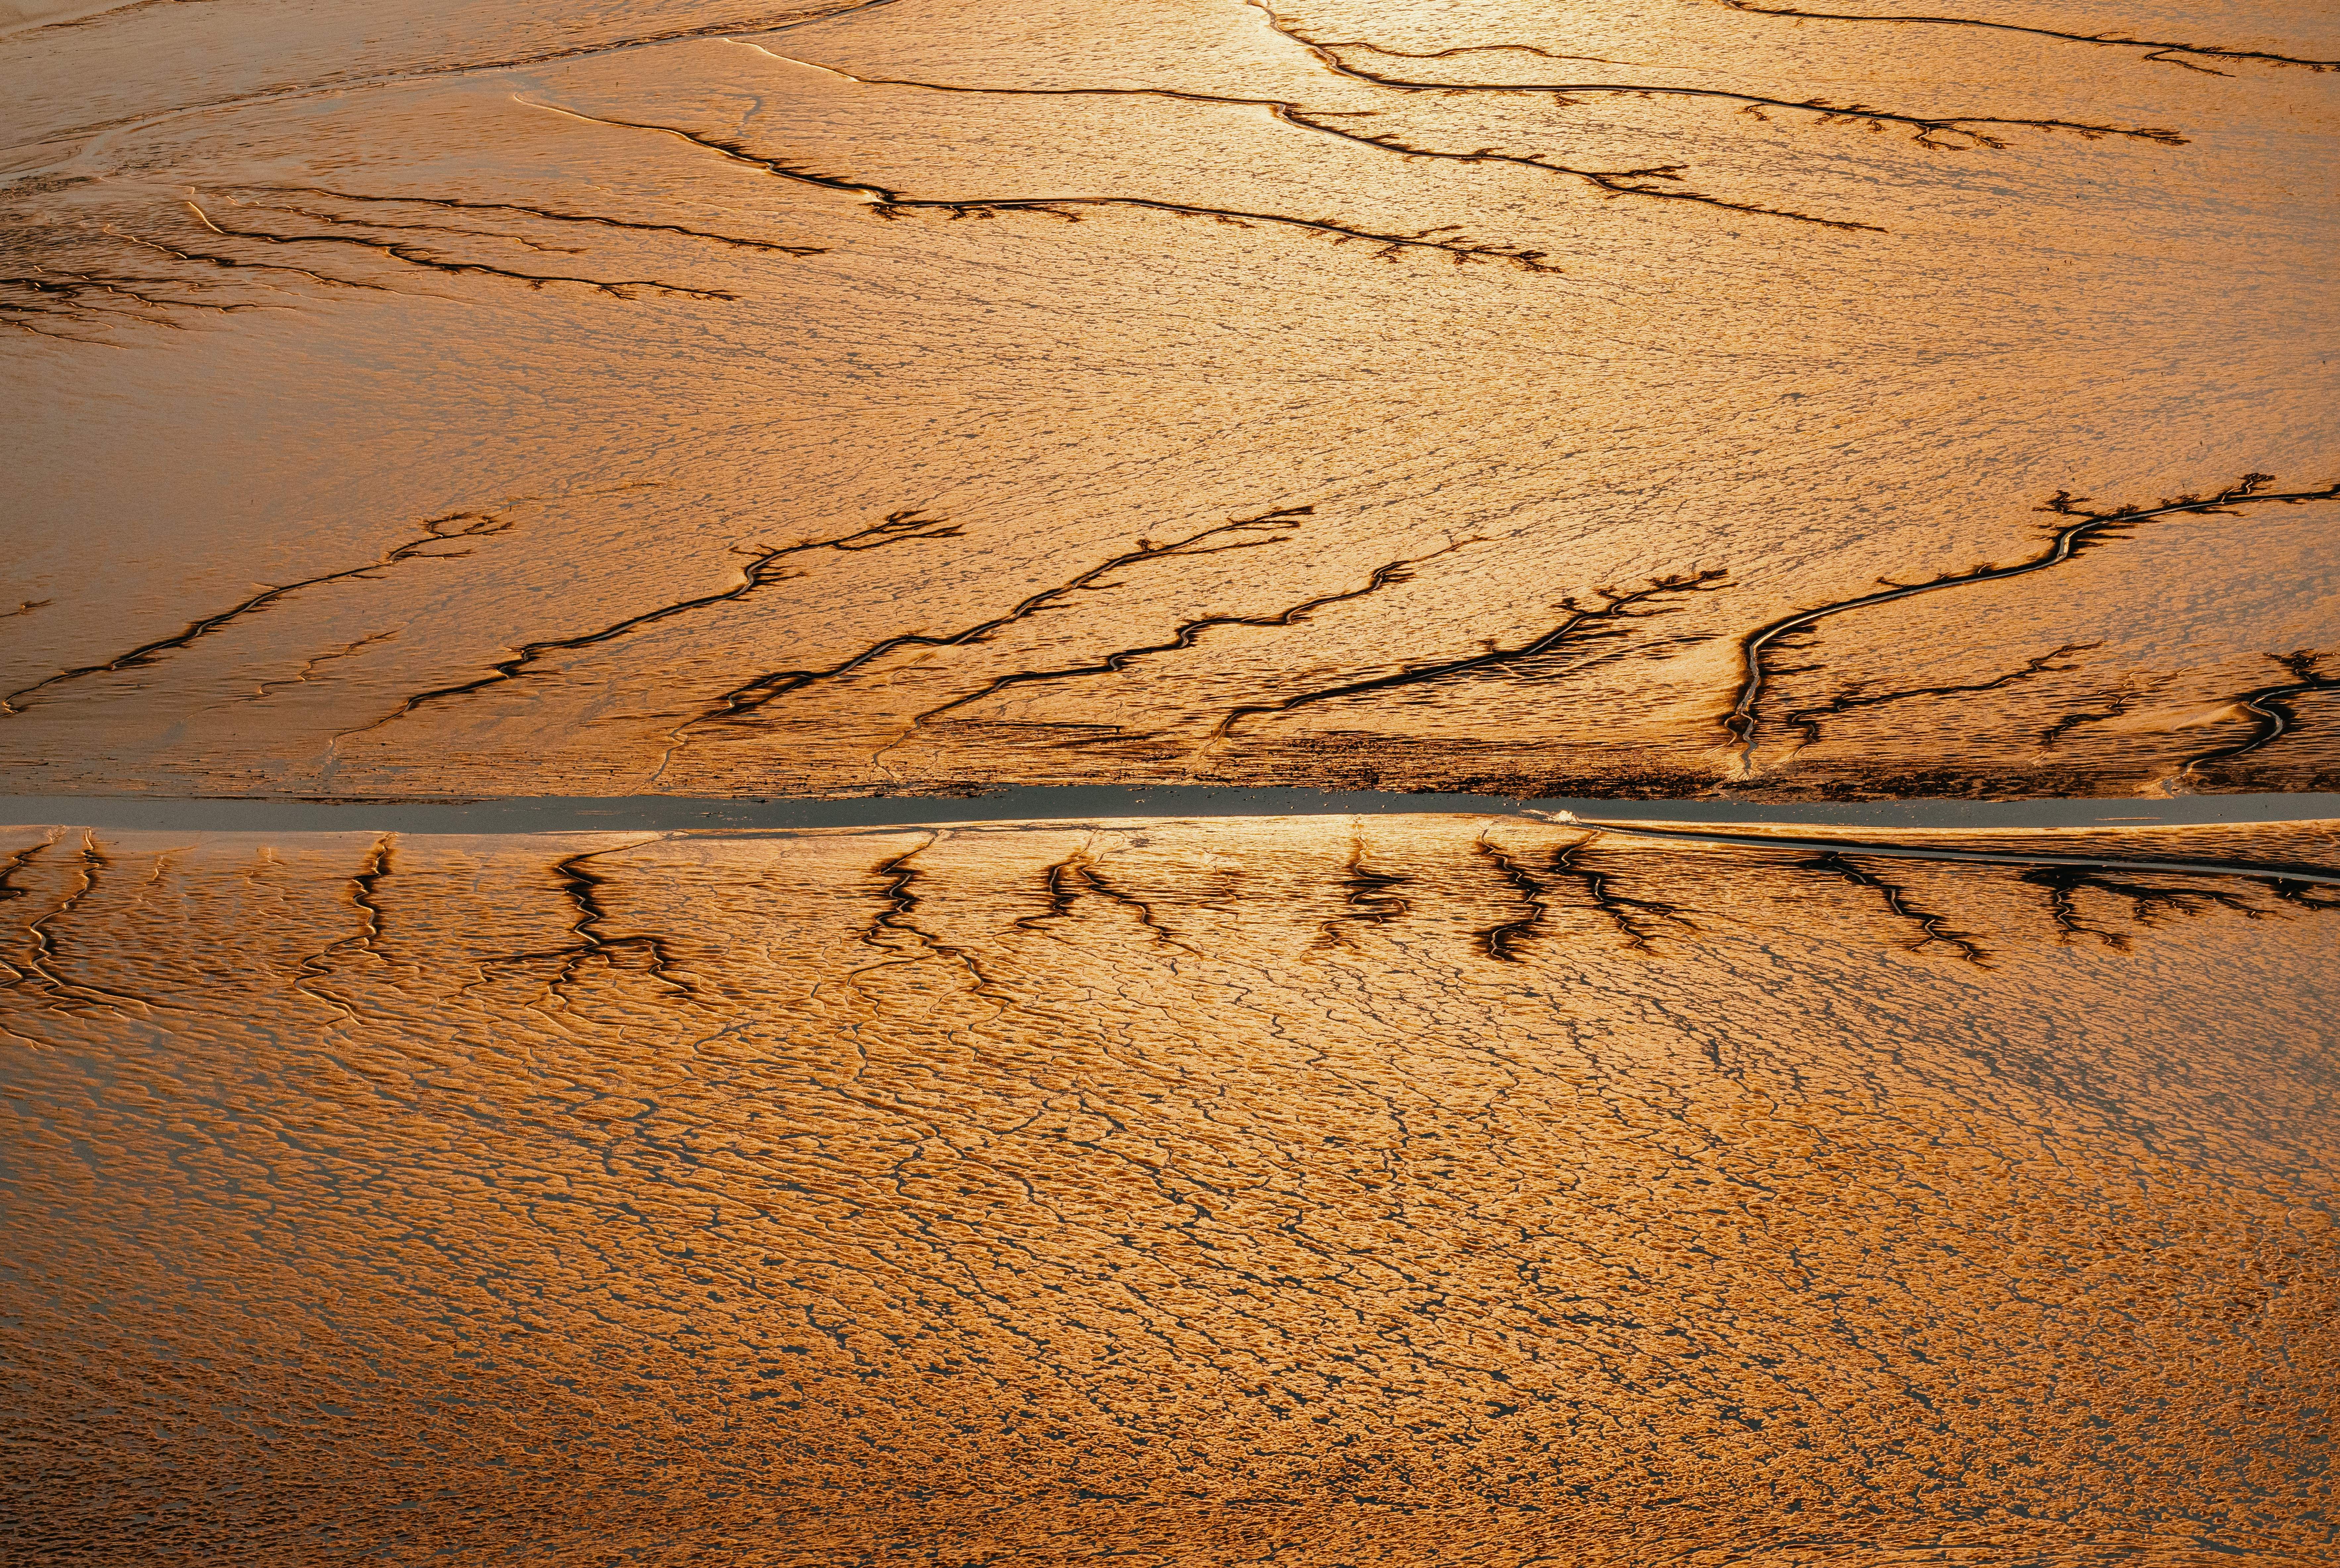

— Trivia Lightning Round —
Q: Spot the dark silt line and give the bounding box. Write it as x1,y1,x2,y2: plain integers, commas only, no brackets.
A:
183,201,736,299
0,509,514,718
773,58,1880,232
1550,831,1694,948
1723,475,2340,775
351,508,962,737
1531,814,2340,889
474,843,694,998
1240,0,2189,149
1214,570,1728,738
2179,653,2340,780
1799,848,1988,964
2038,680,2152,748
0,835,58,987
1472,833,1550,960
1778,642,2098,751
230,186,829,256
857,834,1000,984
2018,862,2278,949
4,269,265,340
108,231,402,293
898,531,1480,738
1337,837,1412,925
679,508,1307,736
1065,858,1187,949
349,835,393,952
11,831,160,1014
1711,1,2340,74
532,105,1565,273
226,200,606,256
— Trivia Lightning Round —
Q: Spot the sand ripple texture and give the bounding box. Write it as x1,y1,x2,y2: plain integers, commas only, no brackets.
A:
2,815,2335,1565
4,0,2338,800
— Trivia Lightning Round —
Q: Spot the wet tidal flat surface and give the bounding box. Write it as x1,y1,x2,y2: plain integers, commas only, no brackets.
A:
7,0,2340,1561
4,0,2339,799
3,816,2337,1564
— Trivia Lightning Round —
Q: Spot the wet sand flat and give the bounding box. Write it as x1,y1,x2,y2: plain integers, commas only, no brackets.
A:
2,816,2335,1563
7,2,2340,1561
4,0,2336,800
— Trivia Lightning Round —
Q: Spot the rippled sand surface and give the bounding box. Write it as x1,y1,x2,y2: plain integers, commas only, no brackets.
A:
8,1,2340,1560
3,816,2335,1563
6,0,2338,798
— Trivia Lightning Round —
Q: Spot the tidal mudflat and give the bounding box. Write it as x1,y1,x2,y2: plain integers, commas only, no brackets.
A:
4,0,2338,1562
3,815,2337,1563
5,0,2337,798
